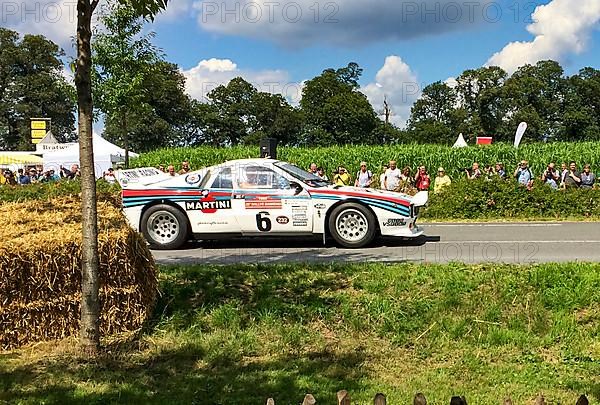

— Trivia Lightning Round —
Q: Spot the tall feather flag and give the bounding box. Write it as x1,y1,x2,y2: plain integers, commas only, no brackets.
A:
514,122,528,148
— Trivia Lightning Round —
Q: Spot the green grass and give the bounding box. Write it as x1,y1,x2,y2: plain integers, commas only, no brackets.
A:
2,263,600,404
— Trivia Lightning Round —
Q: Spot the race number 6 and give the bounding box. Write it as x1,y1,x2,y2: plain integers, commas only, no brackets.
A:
256,212,272,232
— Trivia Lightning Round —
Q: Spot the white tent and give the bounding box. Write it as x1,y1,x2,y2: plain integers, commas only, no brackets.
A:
43,134,138,178
453,133,468,148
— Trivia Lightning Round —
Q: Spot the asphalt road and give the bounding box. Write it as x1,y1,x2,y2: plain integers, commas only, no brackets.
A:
152,222,600,265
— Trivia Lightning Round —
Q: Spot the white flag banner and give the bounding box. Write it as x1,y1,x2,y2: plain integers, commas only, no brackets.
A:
514,122,528,148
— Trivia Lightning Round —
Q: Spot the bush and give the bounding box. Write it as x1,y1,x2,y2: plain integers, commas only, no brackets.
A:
0,180,120,204
422,178,600,220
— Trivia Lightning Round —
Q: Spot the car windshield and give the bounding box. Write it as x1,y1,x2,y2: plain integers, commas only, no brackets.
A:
275,162,331,188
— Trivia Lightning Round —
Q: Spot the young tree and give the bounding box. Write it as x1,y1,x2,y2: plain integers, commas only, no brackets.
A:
91,5,196,152
75,0,168,356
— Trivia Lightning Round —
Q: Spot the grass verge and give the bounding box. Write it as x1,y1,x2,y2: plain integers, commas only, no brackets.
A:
1,263,600,404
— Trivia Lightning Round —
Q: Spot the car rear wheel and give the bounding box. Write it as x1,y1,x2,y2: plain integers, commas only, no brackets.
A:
141,204,189,250
328,203,376,248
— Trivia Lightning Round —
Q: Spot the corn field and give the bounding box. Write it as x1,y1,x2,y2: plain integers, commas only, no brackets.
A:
133,142,600,180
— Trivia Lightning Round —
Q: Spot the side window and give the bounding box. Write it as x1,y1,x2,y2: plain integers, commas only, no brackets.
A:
209,167,233,189
238,166,290,190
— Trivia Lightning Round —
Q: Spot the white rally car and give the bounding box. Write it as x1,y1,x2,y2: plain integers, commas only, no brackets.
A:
117,159,428,250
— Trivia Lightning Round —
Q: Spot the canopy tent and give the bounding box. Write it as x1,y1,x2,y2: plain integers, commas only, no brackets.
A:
0,153,43,169
453,133,468,148
43,135,138,178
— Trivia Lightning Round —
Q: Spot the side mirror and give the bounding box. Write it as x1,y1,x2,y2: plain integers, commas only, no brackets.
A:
289,181,303,195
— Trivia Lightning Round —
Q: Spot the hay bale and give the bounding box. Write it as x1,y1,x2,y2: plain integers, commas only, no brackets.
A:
0,197,158,350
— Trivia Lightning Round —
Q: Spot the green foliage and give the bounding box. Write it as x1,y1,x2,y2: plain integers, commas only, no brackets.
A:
423,178,600,220
134,142,600,183
200,77,302,147
407,61,600,144
93,4,196,154
2,262,600,403
300,63,379,145
0,28,75,150
0,180,120,203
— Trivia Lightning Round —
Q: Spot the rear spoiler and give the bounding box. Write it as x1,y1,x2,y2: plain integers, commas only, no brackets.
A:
115,167,169,188
411,191,429,207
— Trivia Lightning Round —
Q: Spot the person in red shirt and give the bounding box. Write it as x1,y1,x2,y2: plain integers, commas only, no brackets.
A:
414,166,431,191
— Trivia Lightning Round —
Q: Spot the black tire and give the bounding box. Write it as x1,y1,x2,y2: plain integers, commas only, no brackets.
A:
328,203,377,248
140,204,190,250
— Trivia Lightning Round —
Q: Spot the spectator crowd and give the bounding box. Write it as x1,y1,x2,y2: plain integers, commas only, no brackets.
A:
0,164,120,186
2,158,597,195
306,159,598,194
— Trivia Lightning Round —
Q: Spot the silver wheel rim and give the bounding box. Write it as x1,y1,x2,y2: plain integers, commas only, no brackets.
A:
335,209,369,243
147,211,180,244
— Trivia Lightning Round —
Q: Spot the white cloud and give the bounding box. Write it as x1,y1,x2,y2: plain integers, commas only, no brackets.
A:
361,56,420,128
1,0,78,52
154,0,194,22
183,56,419,127
486,0,600,73
182,58,303,104
444,77,458,89
198,58,238,72
193,0,490,46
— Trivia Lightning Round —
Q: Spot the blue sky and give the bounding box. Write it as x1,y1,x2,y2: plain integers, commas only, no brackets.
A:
4,0,600,126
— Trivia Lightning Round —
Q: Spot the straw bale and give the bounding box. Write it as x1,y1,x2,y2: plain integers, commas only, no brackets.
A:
0,197,158,350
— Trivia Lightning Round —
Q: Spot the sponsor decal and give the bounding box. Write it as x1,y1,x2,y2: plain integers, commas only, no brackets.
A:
383,218,406,227
185,199,232,212
185,174,201,185
314,203,326,209
293,220,308,227
245,197,283,210
198,221,229,226
292,204,308,212
276,216,289,225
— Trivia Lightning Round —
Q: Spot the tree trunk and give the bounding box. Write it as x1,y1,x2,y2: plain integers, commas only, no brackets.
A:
122,110,129,168
76,0,100,356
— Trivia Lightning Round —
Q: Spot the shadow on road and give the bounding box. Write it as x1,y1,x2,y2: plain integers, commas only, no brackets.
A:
152,235,442,265
174,234,441,250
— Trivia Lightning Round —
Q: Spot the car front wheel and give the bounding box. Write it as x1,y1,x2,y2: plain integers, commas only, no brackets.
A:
328,203,376,248
141,204,190,250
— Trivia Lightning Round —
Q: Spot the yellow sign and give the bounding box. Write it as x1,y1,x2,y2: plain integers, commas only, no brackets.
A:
31,129,47,139
32,138,43,144
31,120,48,130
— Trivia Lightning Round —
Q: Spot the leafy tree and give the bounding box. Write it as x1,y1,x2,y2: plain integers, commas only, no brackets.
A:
407,81,458,143
244,92,301,145
100,60,195,152
500,60,566,141
455,66,507,137
560,67,600,141
201,77,301,146
93,4,162,164
75,0,168,356
300,63,378,145
205,77,256,145
0,28,75,150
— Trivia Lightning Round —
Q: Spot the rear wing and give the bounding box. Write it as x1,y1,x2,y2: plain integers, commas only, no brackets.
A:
115,167,169,188
411,191,429,207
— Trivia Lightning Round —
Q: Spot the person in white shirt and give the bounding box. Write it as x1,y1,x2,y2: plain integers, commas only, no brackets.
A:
379,164,388,190
384,160,401,191
103,168,117,183
354,161,373,188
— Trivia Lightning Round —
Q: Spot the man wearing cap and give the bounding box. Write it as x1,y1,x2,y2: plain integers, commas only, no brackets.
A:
355,161,373,188
434,167,452,194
